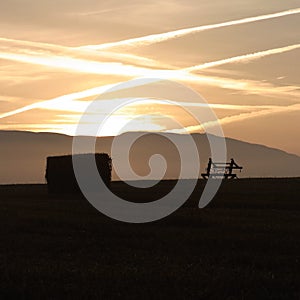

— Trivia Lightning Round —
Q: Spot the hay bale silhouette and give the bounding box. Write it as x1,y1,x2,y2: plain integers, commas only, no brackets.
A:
45,153,112,193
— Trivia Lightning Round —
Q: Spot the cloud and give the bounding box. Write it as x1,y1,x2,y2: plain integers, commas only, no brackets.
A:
1,42,299,103
0,51,158,77
174,104,300,133
0,83,119,119
184,44,300,72
0,37,169,69
1,6,300,123
81,8,300,50
1,66,300,121
68,7,124,17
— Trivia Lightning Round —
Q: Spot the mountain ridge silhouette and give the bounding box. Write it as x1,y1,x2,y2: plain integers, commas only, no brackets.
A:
1,130,300,184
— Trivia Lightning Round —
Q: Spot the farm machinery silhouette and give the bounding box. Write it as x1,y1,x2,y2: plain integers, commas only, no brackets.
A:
201,158,243,179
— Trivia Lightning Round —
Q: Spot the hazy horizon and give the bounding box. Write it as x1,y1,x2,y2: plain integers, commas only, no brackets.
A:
1,129,300,185
2,128,300,158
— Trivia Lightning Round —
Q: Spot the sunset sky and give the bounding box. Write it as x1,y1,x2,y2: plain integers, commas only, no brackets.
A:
0,1,299,155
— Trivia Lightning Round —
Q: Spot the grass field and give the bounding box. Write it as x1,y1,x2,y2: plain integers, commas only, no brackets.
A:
0,178,300,299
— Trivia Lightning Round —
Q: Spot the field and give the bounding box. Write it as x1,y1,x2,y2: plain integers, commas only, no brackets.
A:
0,178,300,299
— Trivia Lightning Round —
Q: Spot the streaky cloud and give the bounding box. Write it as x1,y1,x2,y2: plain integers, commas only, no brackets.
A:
0,37,168,69
1,46,299,103
185,44,300,72
174,104,300,133
0,83,119,119
81,8,300,50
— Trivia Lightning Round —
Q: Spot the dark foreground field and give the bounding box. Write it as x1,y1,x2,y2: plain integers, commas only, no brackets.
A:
0,178,300,299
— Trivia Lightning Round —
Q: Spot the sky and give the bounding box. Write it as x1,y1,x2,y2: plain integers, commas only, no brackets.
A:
0,0,299,155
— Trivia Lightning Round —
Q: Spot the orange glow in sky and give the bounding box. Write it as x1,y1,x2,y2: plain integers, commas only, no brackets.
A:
0,2,299,155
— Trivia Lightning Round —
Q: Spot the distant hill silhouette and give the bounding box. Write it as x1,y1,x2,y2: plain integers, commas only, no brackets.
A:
1,130,300,184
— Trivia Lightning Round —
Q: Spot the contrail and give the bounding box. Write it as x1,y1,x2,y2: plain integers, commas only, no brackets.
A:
184,44,300,72
1,9,299,132
81,8,300,50
0,83,119,119
2,35,299,99
1,47,299,99
218,104,300,126
1,41,300,120
178,104,300,133
176,102,282,111
0,52,151,76
1,74,297,122
0,37,169,69
1,71,299,121
0,78,164,119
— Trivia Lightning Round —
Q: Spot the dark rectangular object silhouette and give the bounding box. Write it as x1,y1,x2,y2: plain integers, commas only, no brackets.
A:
45,153,112,193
